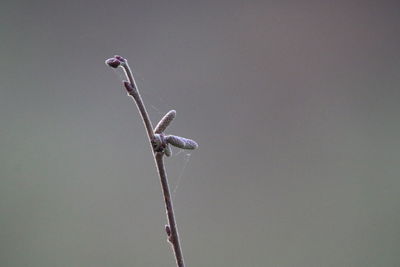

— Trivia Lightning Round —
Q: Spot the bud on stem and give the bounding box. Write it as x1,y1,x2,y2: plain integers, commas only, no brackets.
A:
155,110,176,134
166,135,198,150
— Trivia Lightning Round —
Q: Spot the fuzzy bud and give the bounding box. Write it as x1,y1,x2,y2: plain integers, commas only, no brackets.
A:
105,58,121,68
165,225,171,236
123,81,135,93
105,55,127,68
114,55,126,63
166,135,198,150
154,110,176,134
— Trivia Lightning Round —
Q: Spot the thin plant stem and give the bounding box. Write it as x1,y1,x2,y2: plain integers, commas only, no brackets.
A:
121,63,155,140
106,56,186,267
155,152,185,267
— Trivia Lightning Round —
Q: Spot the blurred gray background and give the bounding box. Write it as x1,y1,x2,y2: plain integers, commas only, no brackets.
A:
1,1,400,266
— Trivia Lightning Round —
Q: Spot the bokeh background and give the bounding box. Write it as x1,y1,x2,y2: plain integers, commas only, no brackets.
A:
1,1,400,266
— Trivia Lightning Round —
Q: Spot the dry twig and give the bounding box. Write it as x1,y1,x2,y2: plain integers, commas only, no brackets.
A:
105,55,198,267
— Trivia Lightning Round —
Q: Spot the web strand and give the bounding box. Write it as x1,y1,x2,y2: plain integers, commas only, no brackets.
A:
172,153,191,200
